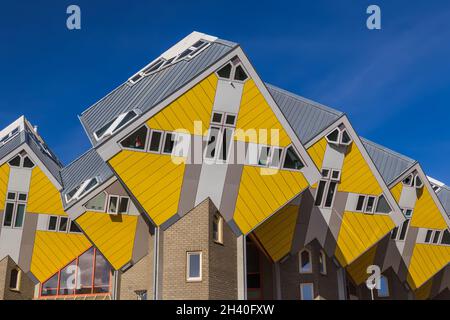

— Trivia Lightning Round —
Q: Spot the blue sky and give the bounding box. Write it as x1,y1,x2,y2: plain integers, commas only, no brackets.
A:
1,1,449,183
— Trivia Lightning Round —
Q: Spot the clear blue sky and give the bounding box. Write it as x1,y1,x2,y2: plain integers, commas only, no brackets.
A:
1,1,449,183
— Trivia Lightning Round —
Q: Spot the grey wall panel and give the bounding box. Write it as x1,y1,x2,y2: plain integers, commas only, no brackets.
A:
18,213,38,273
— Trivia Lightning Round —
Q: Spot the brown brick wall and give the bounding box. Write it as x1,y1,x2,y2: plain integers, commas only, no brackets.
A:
0,256,35,300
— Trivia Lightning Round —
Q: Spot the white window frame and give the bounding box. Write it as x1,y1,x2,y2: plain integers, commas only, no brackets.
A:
299,248,313,274
84,191,108,212
147,129,164,154
212,213,224,245
3,192,27,229
186,251,202,282
365,196,376,214
118,196,131,214
9,267,22,291
355,195,366,212
93,109,140,141
300,283,315,300
211,112,224,125
65,177,99,204
161,132,179,156
402,174,414,187
47,215,59,231
47,215,80,234
319,250,327,275
119,125,149,153
107,195,120,215
0,127,20,146
281,145,305,172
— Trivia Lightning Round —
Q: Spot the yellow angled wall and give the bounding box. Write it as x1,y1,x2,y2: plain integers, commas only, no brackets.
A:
338,142,383,196
407,244,450,289
306,137,327,170
109,151,185,226
253,204,299,262
410,186,447,230
27,166,66,215
346,244,378,285
235,80,291,147
390,181,403,203
234,166,308,234
76,212,138,270
30,231,92,283
147,73,218,135
335,211,394,267
0,163,10,210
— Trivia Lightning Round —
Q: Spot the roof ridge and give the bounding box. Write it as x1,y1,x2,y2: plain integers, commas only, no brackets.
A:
265,83,344,117
360,136,416,164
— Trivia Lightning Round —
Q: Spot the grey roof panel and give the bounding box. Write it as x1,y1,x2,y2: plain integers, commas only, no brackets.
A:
0,131,26,163
361,137,416,185
60,148,114,208
80,40,236,146
438,186,450,217
266,84,343,144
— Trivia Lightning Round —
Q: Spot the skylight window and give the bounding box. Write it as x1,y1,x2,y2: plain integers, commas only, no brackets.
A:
94,109,140,141
65,177,99,204
0,127,19,146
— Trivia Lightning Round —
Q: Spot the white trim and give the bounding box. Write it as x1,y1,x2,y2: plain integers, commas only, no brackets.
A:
319,250,327,275
186,251,202,282
147,129,164,154
300,283,315,300
299,248,312,274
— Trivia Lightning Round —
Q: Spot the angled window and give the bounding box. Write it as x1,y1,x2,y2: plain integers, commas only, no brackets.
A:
217,63,232,79
340,129,352,145
94,110,139,141
377,275,389,297
414,175,423,189
234,65,248,81
142,58,165,75
319,250,327,275
325,128,340,144
402,208,413,218
148,130,163,153
204,127,221,160
120,126,148,151
187,252,202,281
65,177,99,204
9,268,21,291
212,213,223,244
58,217,68,232
162,132,176,155
402,174,413,187
397,219,410,241
323,182,338,208
441,229,450,245
85,192,107,211
299,249,312,273
8,155,21,167
391,226,399,240
375,195,391,214
69,221,82,233
282,146,304,171
300,283,314,300
432,230,441,244
23,156,35,168
269,147,283,168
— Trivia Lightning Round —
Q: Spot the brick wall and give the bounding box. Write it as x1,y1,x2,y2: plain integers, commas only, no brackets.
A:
0,256,35,300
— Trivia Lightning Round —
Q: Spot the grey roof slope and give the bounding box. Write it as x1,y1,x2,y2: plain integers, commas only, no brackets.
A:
80,39,237,146
361,137,416,185
60,148,114,208
266,84,344,144
438,186,450,217
0,129,63,185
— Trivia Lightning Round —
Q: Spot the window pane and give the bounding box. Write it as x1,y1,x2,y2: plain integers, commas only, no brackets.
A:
18,193,27,201
341,130,351,144
79,178,98,198
3,203,14,227
269,148,283,168
48,216,58,231
356,196,365,211
391,227,399,240
258,147,271,166
14,204,25,228
212,112,223,124
108,196,118,214
7,192,16,200
163,133,175,154
300,250,311,273
219,128,233,162
433,231,441,244
23,156,34,168
58,261,77,295
366,197,375,212
283,147,304,170
225,114,236,126
94,118,116,139
441,230,450,245
319,252,326,274
94,252,112,293
119,197,129,214
76,248,94,294
8,155,21,167
326,129,339,143
425,230,433,243
114,111,137,133
205,128,220,159
41,273,58,296
69,221,81,233
217,63,232,78
59,217,68,232
188,253,201,279
234,65,248,81
120,126,147,150
324,182,337,208
149,131,162,152
375,195,391,213
378,276,389,297
9,269,19,289
398,219,410,241
85,192,106,211
314,181,327,206
301,284,314,300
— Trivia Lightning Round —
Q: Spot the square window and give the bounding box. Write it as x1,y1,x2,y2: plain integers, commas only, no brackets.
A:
300,283,314,300
331,170,340,181
321,169,330,178
212,112,223,124
187,252,202,281
225,114,236,126
18,193,27,201
7,192,16,200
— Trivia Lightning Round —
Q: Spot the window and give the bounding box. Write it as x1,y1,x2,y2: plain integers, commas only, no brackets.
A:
398,219,410,241
414,175,423,189
94,110,139,141
0,127,19,146
148,130,163,153
217,63,232,79
162,132,176,155
377,276,389,297
326,129,340,144
375,195,391,214
47,216,81,234
3,192,27,229
325,127,353,146
314,170,340,208
433,231,441,244
23,156,35,168
118,197,130,214
107,196,119,214
356,195,365,212
403,174,413,186
218,127,233,162
205,127,220,159
300,283,314,300
234,65,248,81
65,177,99,203
216,58,249,82
9,268,21,291
8,154,34,168
48,216,58,231
85,192,106,211
120,126,148,151
69,221,82,233
365,196,376,213
187,252,202,281
212,112,223,124
40,247,112,297
314,181,327,207
58,217,68,232
282,146,304,171
269,147,283,168
258,146,271,166
299,249,312,273
323,182,337,208
341,129,352,145
402,208,413,218
212,213,223,244
441,229,450,245
319,250,327,275
225,114,236,126
425,230,433,243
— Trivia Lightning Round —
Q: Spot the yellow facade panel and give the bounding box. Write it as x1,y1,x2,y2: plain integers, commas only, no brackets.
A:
389,181,403,203
146,73,218,135
410,187,447,230
253,204,299,262
234,166,308,234
27,167,66,216
76,211,138,270
30,231,92,283
335,211,394,267
0,163,10,210
109,151,185,226
235,80,291,147
306,137,327,170
338,142,383,196
346,244,378,285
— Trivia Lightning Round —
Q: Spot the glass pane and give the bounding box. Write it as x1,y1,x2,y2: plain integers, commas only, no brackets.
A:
9,269,18,289
23,156,34,168
212,112,223,124
177,48,193,60
149,131,162,152
219,128,233,161
94,118,116,139
163,133,175,154
375,195,391,213
205,128,220,159
301,284,314,300
378,276,389,297
7,192,16,200
93,252,112,293
59,217,68,232
41,273,58,296
192,40,206,48
324,182,337,208
314,181,327,206
300,250,311,272
269,148,282,168
58,261,77,296
85,192,106,211
433,231,441,244
356,196,365,211
14,204,25,228
326,129,339,143
18,193,27,201
258,147,271,166
366,197,375,212
120,126,147,150
225,114,236,126
76,248,94,294
114,111,137,133
234,65,248,81
391,227,399,240
108,196,118,214
69,221,81,233
48,216,58,231
441,230,450,245
398,220,410,241
283,147,304,170
341,130,351,144
119,197,129,214
3,203,14,227
188,253,201,279
425,230,433,243
79,178,98,197
217,63,232,78
8,155,21,167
